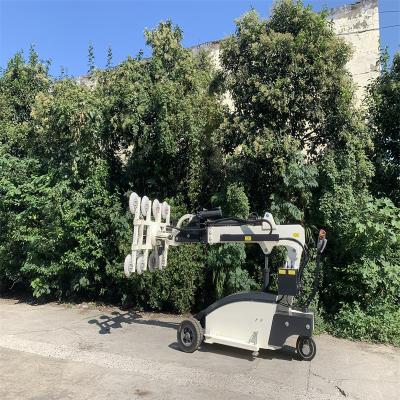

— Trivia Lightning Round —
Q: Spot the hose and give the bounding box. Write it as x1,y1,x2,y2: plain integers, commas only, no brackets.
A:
303,253,323,309
176,214,194,228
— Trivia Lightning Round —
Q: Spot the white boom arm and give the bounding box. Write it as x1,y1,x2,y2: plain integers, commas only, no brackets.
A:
124,192,305,277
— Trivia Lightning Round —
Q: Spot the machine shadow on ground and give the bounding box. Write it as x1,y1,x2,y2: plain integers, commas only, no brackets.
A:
88,311,298,361
168,341,298,362
88,311,179,334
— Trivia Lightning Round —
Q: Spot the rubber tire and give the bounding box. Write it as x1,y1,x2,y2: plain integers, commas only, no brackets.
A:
177,318,203,353
296,336,316,361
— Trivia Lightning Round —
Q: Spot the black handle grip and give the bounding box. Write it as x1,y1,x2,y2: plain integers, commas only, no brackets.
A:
197,207,222,221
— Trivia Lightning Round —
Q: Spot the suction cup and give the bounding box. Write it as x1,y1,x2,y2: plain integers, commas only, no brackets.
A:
148,251,157,272
152,199,161,219
129,192,140,215
141,196,150,216
124,254,133,277
161,201,170,219
136,253,145,274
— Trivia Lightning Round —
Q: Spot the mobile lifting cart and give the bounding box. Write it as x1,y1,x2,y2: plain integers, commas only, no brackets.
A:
124,193,327,360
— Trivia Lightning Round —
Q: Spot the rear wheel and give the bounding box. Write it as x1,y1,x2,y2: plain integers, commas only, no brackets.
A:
177,318,203,353
296,336,316,361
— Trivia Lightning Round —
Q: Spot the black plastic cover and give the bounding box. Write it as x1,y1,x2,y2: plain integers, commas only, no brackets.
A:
277,269,299,296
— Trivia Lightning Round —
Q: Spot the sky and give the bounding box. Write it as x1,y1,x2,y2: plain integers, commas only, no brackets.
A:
0,0,399,77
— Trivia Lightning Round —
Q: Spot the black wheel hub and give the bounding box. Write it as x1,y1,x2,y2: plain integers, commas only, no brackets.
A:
177,318,203,353
181,327,193,346
301,339,311,356
296,335,316,361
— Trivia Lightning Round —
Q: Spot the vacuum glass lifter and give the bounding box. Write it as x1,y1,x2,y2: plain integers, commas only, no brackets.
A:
124,192,327,360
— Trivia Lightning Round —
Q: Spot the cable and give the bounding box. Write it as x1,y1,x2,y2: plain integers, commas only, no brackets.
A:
277,237,306,251
207,217,247,225
248,212,259,219
277,294,291,308
207,217,273,234
298,244,310,280
353,70,378,76
337,24,400,36
303,253,324,310
255,218,273,234
277,237,310,299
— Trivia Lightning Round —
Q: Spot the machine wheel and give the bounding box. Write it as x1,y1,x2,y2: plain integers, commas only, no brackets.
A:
296,336,316,361
177,318,203,353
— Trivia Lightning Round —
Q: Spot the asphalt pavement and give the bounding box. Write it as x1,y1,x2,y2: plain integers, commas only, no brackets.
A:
0,298,398,400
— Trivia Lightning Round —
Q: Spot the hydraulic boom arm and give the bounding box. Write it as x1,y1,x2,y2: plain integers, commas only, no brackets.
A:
124,193,306,284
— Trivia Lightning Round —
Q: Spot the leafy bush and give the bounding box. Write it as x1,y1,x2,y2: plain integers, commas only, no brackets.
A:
319,198,400,345
131,245,206,314
224,183,250,219
0,151,130,299
331,303,400,347
367,53,400,205
207,243,256,300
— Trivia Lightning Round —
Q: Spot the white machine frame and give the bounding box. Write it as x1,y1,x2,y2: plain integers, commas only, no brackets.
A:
125,192,305,275
124,192,324,361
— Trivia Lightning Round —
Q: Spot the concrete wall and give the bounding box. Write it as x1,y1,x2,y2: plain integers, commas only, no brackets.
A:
331,0,380,101
191,0,380,105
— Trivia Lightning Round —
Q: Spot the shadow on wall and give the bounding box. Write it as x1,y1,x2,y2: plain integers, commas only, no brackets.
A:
88,311,179,334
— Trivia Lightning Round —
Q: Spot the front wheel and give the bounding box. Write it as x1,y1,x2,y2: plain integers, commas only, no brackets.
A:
177,318,203,353
296,336,316,361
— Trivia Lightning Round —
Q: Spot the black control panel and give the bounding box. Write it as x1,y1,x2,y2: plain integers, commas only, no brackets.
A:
277,268,299,296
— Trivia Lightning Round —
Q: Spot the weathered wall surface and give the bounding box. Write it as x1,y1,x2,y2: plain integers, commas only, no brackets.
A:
331,0,380,102
191,0,380,106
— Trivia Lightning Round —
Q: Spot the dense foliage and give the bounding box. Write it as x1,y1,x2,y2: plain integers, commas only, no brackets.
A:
367,53,400,206
0,1,399,345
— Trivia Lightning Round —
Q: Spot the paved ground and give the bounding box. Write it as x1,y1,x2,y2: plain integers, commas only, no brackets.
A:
0,298,398,400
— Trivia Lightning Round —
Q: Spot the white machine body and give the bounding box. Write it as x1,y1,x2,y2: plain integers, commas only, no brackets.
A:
204,300,277,351
196,291,314,352
124,192,317,358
